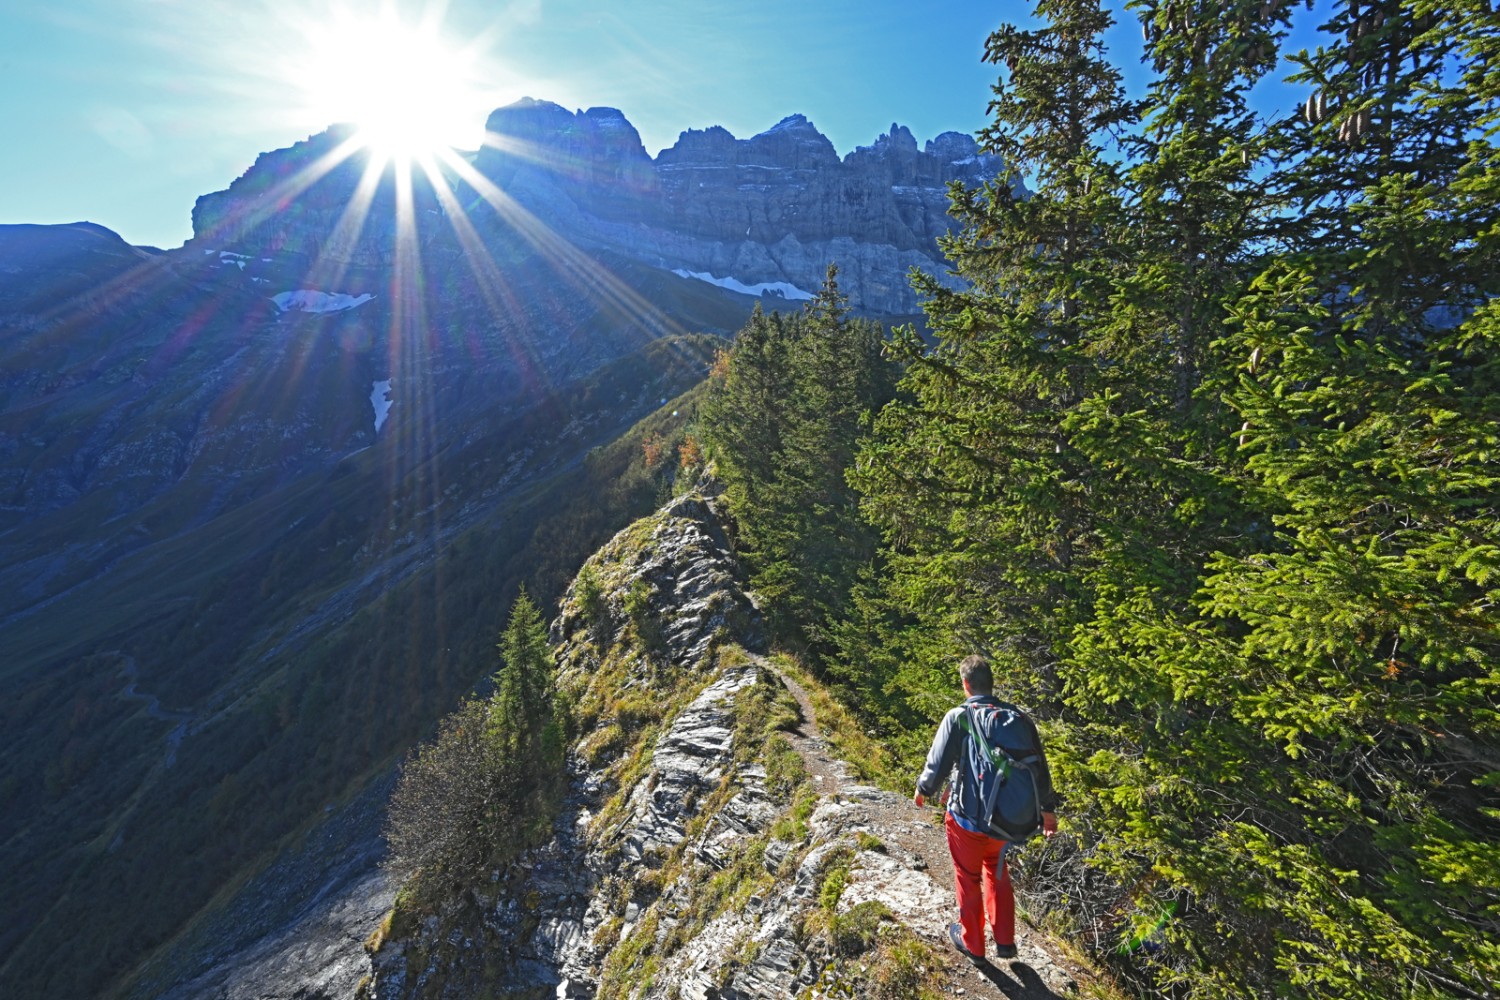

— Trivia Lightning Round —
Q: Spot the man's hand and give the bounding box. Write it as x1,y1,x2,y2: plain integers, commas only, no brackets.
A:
1042,811,1058,838
913,791,925,808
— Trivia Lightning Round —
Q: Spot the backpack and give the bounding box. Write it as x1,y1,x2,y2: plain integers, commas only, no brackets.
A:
957,702,1043,842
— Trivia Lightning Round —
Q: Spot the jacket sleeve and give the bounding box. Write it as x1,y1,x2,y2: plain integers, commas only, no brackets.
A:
915,709,963,798
1022,714,1059,812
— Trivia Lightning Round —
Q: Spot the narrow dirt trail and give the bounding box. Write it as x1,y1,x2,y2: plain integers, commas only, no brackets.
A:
769,661,1095,999
117,655,195,766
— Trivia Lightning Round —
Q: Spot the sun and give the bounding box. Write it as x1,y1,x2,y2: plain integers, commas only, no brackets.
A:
292,7,485,160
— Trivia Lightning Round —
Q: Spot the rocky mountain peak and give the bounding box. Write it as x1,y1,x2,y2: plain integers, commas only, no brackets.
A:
656,124,739,164
478,98,653,179
189,100,1010,314
924,129,983,162
865,122,920,158
739,112,839,172
482,96,573,134
760,112,813,132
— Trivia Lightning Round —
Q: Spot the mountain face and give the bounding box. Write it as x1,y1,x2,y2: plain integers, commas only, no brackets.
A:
195,99,1007,314
0,216,732,999
0,100,998,999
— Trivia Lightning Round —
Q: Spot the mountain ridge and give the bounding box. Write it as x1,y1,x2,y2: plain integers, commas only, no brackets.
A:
355,482,1089,1000
193,98,1009,314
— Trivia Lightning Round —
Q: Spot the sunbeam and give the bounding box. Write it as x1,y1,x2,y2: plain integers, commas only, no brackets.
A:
296,150,389,293
432,146,684,344
193,133,368,249
411,151,551,380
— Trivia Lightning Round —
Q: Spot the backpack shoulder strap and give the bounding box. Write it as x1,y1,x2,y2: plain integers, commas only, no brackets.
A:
958,703,1011,775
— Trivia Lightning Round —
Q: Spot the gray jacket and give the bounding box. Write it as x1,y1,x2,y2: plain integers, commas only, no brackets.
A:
915,694,1058,830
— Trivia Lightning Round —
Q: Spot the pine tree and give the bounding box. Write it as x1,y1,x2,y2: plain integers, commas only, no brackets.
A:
1049,2,1499,994
495,588,552,726
848,0,1498,994
700,304,793,527
386,589,563,897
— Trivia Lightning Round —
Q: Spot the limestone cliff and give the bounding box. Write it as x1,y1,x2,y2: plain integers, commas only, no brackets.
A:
193,100,1015,315
362,486,1084,1000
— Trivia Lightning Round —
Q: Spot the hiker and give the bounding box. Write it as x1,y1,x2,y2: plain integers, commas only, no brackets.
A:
914,654,1057,962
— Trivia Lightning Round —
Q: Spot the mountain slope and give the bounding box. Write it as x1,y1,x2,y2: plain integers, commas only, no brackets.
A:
0,99,1004,999
0,214,737,998
361,485,1096,1000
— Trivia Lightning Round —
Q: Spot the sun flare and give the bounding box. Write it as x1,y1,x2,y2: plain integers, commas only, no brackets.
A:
293,8,484,160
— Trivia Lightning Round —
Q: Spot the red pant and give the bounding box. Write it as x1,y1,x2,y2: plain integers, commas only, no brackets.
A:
945,810,1014,954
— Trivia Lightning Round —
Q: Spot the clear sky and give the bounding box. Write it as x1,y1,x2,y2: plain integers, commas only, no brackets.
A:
0,1,1014,249
0,1,1325,250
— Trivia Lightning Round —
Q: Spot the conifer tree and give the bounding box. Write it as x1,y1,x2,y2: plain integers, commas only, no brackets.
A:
700,304,792,526
385,589,563,897
701,268,895,648
1146,2,1500,992
847,0,1498,994
496,588,552,723
850,0,1139,715
494,587,558,769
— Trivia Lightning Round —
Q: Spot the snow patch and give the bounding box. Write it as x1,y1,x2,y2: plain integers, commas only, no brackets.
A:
371,380,393,434
272,290,375,314
671,268,813,301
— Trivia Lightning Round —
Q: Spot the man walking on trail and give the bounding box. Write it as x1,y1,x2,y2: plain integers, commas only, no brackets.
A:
914,655,1058,962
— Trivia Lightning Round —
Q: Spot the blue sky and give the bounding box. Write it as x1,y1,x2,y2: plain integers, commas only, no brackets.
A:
0,1,1325,250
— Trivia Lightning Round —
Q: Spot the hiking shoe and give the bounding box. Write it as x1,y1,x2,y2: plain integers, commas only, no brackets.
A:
993,941,1018,959
948,922,987,964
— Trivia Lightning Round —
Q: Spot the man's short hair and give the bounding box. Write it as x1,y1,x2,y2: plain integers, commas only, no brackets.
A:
959,654,993,695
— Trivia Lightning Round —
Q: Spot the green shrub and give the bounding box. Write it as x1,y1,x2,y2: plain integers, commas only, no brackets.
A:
623,578,664,650
763,733,808,802
832,900,891,956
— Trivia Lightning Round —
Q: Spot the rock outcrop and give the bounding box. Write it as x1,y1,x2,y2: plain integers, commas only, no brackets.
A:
193,100,1013,314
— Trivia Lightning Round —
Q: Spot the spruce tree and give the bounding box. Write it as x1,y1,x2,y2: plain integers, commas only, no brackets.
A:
848,0,1498,994
494,587,558,771
1163,2,1500,992
850,0,1139,717
701,268,895,649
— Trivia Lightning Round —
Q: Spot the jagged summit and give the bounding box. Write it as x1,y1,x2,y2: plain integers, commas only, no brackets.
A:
864,122,921,157
754,112,820,136
189,99,1010,314
924,130,982,161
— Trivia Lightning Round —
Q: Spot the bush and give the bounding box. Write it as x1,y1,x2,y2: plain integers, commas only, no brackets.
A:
384,592,562,899
384,697,521,895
